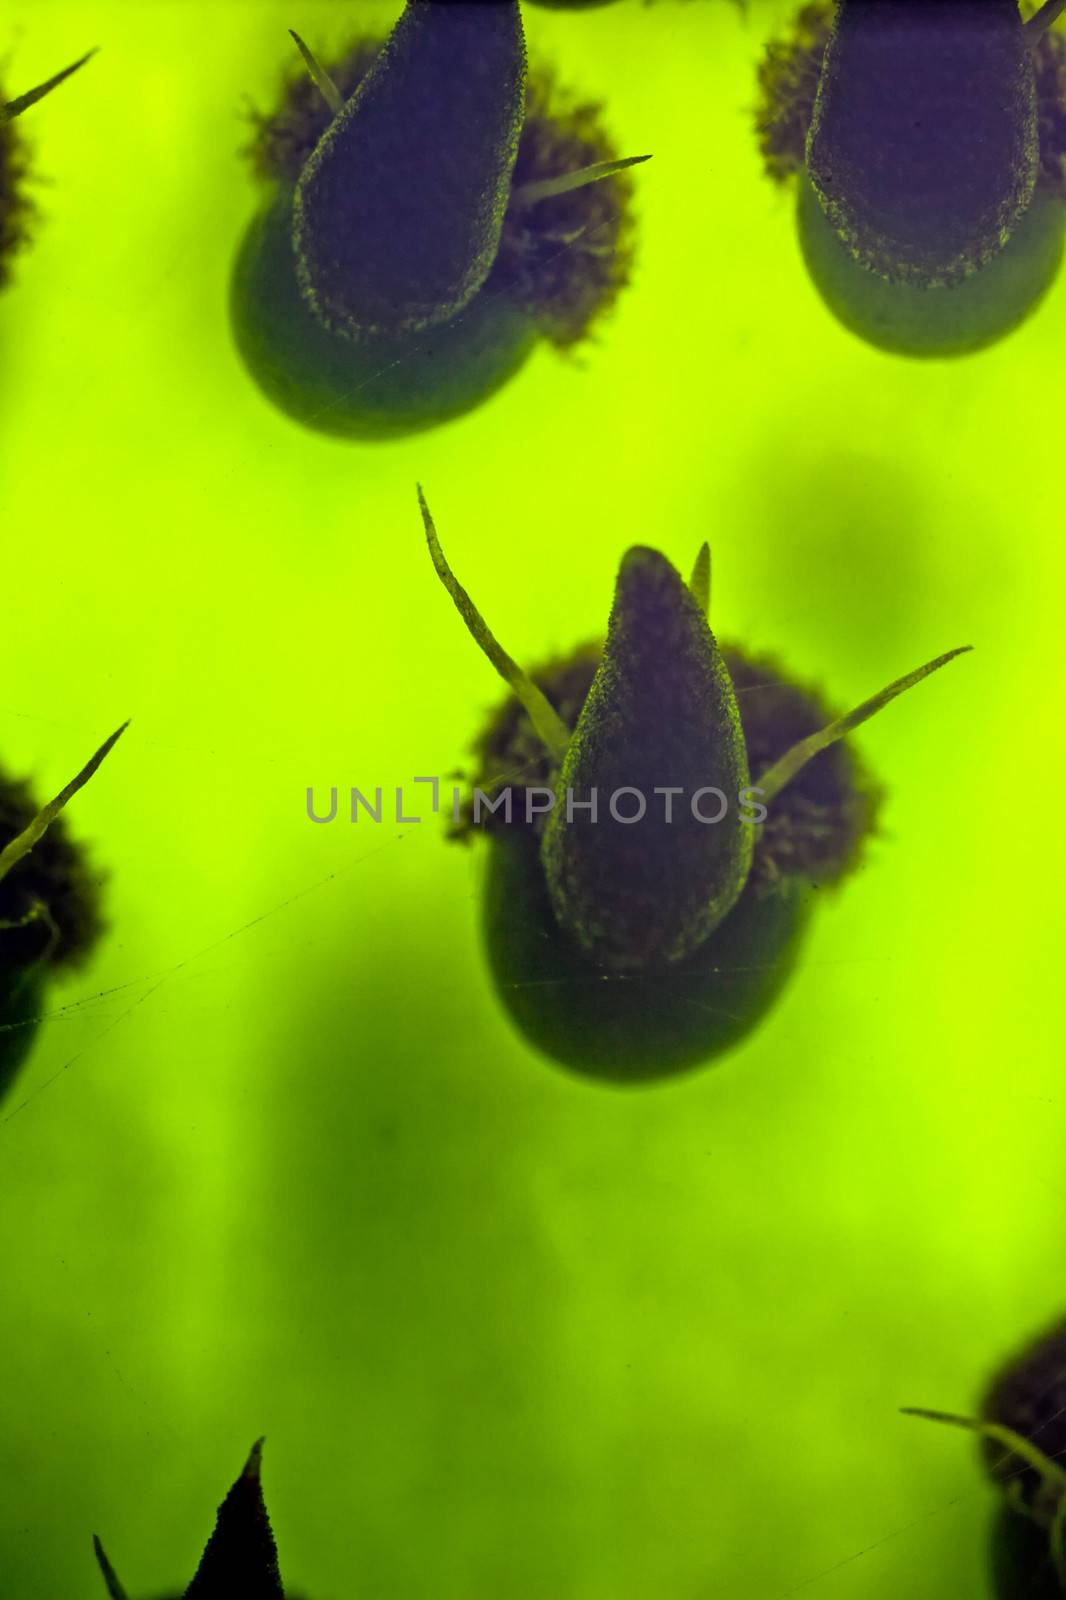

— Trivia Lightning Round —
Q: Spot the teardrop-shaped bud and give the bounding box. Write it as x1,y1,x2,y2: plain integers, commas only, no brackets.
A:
807,0,1039,285
232,193,536,439
184,1439,284,1599
488,827,813,1082
293,0,526,339
540,548,751,970
796,173,1066,356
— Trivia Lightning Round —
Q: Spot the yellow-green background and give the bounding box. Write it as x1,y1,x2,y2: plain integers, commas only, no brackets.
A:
0,1,1060,1595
